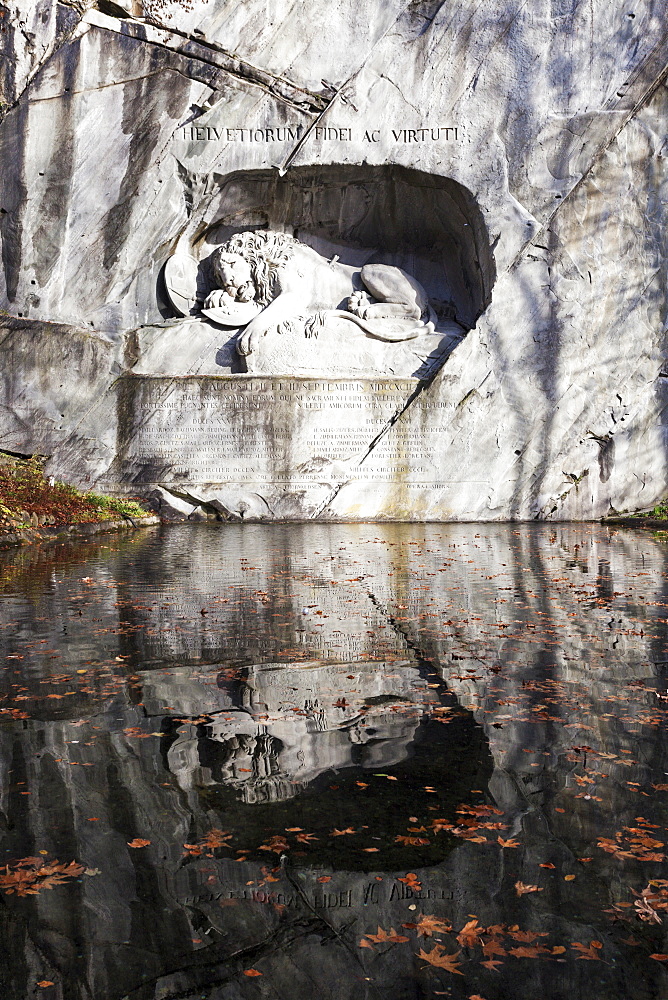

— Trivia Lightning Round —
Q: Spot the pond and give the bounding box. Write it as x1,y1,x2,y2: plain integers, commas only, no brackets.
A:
0,522,667,999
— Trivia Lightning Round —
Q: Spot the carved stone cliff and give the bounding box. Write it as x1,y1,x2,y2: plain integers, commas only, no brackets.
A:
0,1,666,519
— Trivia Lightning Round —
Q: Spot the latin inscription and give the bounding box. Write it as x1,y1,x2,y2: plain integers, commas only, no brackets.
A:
180,124,460,144
118,376,449,485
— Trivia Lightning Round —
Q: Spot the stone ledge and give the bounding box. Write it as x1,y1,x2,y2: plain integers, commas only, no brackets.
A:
0,515,159,548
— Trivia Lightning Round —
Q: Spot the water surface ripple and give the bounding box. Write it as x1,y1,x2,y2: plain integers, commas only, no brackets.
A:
0,523,667,999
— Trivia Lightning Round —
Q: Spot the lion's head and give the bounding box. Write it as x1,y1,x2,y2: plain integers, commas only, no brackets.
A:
211,230,298,307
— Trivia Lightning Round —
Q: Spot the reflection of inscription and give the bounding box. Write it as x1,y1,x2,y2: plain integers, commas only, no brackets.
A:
182,880,456,908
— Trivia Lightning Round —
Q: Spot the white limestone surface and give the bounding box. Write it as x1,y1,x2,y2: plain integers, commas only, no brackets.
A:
0,1,666,519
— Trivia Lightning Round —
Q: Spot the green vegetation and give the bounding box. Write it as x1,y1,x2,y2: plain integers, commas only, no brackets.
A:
0,455,149,533
630,501,668,520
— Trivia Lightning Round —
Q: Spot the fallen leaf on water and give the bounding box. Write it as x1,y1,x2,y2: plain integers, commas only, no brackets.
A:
515,881,543,896
497,837,520,848
650,953,668,961
507,929,548,943
571,941,602,960
416,944,464,974
127,839,150,848
0,858,85,897
539,863,556,869
414,914,452,937
564,874,576,881
397,873,422,891
285,827,303,832
395,835,430,846
508,945,548,958
359,938,375,950
331,828,356,837
363,848,379,852
363,926,409,944
243,969,262,976
457,919,483,948
317,876,332,883
37,982,54,988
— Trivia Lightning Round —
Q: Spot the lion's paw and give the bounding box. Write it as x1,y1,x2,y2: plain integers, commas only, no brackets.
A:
347,290,371,318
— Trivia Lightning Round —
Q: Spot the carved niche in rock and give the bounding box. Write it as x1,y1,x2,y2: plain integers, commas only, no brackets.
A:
156,165,493,378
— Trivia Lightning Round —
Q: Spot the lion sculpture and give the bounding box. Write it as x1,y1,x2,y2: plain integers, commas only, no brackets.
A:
200,230,437,357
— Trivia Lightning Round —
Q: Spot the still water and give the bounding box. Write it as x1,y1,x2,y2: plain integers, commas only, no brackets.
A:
1,522,668,999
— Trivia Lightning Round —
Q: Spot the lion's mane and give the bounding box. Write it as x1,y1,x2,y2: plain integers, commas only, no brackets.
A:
212,230,298,306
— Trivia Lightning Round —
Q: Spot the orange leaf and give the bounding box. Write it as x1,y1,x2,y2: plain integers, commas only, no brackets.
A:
457,919,483,948
37,982,54,988
571,941,601,960
515,881,543,896
415,914,452,937
508,945,547,958
650,953,668,961
363,848,379,852
497,837,520,848
365,925,410,944
330,828,356,836
243,969,262,976
359,938,375,949
317,876,332,883
416,945,464,974
398,873,422,891
127,839,150,848
481,958,504,971
508,930,548,943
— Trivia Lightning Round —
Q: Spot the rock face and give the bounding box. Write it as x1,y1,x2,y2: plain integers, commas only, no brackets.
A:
0,1,666,518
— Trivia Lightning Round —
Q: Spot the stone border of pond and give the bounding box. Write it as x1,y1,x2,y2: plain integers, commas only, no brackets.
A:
0,515,160,549
602,517,668,528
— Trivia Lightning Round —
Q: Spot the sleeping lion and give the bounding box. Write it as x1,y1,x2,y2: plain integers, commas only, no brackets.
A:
201,230,436,356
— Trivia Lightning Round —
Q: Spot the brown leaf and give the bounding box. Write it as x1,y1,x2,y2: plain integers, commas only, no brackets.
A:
416,944,464,974
365,925,410,944
127,839,150,849
480,958,504,971
397,873,422,891
395,835,430,846
482,938,507,958
508,945,548,958
571,941,602,960
415,914,452,937
515,881,543,896
330,828,356,836
497,837,520,848
457,919,483,948
650,953,668,961
507,929,548,943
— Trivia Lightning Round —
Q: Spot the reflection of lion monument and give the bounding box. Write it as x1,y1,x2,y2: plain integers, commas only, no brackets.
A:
201,230,437,357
